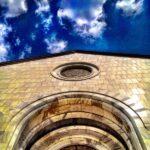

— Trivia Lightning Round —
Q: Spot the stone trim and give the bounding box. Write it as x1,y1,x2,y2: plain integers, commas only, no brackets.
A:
5,91,147,150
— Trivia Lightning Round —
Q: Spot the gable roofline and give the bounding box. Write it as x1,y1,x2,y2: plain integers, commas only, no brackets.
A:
0,50,150,67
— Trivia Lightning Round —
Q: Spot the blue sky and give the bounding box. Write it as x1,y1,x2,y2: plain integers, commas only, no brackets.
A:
0,0,150,62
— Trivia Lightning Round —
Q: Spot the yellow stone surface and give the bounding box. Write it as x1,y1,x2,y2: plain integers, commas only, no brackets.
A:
0,52,150,149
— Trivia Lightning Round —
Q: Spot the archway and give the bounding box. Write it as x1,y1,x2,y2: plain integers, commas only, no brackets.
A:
61,145,96,150
6,91,146,150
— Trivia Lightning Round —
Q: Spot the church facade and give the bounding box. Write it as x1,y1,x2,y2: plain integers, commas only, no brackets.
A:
0,52,150,150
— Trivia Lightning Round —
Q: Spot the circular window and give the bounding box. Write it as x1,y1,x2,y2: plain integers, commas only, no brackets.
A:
51,62,99,81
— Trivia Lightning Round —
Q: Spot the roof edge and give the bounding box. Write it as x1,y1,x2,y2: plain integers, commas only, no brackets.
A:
0,50,150,67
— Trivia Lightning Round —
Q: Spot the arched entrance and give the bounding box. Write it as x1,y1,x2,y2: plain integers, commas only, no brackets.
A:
61,145,96,150
6,91,146,150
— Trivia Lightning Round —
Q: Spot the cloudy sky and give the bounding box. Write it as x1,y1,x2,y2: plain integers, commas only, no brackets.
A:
0,0,149,62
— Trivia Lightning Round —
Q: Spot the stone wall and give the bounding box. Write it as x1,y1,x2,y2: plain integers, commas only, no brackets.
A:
0,52,149,149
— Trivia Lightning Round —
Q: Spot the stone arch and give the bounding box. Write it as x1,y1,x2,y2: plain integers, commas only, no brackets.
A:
5,91,146,150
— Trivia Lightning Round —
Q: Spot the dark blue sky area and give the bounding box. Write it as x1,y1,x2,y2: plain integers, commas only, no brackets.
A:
0,0,150,62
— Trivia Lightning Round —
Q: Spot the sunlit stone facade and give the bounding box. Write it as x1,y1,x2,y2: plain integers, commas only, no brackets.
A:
0,52,150,150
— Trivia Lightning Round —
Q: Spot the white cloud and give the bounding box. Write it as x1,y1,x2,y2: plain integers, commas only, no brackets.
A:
30,33,36,41
0,44,9,61
0,24,11,37
42,15,52,31
57,1,107,39
0,0,143,19
48,41,67,53
74,17,106,38
57,9,74,25
76,18,88,26
35,0,50,14
24,45,32,54
0,0,51,18
19,51,25,59
0,0,27,18
35,13,52,33
45,34,67,54
15,38,21,46
0,24,11,62
34,0,52,33
19,44,32,59
57,8,74,19
116,0,144,16
90,6,103,18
